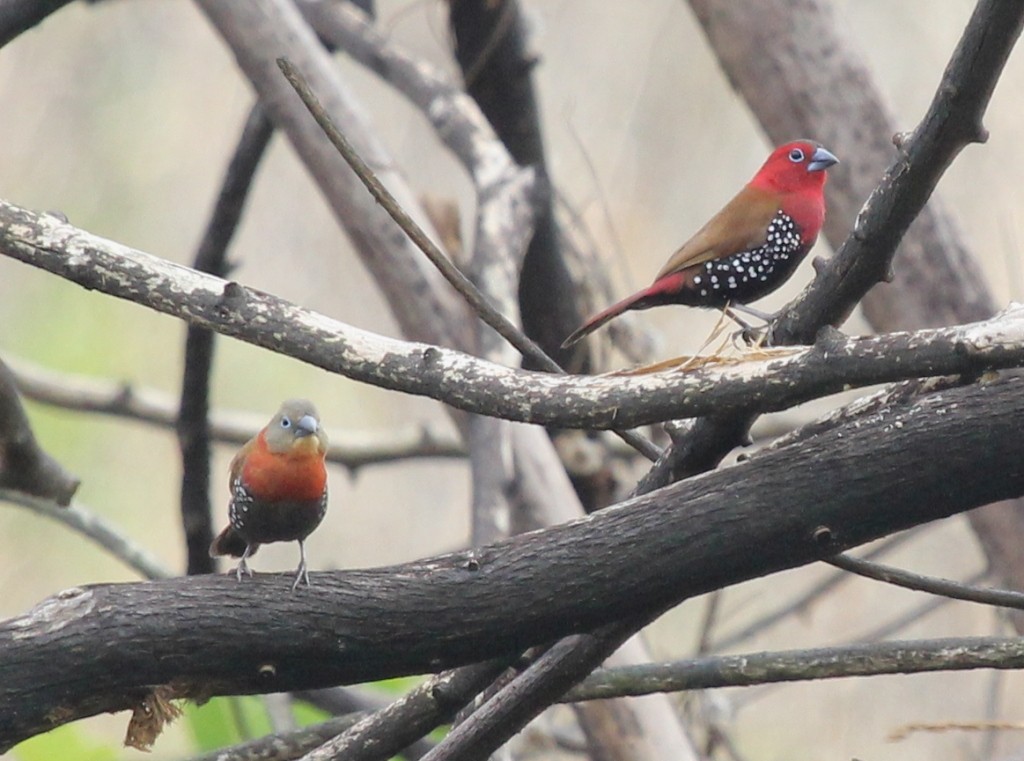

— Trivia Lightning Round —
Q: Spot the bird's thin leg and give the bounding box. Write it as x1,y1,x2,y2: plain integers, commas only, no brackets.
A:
730,303,775,322
236,544,254,581
292,540,310,591
723,304,770,347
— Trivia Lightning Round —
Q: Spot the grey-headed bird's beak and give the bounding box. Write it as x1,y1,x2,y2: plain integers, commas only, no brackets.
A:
295,414,319,437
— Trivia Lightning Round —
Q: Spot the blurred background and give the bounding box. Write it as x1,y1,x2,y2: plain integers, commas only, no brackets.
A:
0,1,1021,759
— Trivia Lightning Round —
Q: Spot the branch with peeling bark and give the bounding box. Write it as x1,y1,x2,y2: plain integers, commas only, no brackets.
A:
2,373,1023,748
5,200,1024,432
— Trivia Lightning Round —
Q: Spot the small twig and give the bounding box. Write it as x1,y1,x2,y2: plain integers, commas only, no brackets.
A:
825,553,1024,610
711,529,923,651
275,57,660,462
890,720,1024,743
0,489,170,580
276,57,548,373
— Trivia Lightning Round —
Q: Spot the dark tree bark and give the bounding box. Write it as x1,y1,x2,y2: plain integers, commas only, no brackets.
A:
450,0,587,373
2,374,1023,748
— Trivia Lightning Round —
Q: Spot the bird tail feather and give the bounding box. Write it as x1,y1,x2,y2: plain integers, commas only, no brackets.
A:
561,275,684,348
209,525,255,558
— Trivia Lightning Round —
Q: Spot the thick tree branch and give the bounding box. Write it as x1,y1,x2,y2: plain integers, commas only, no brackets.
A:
4,200,1024,430
2,374,1023,747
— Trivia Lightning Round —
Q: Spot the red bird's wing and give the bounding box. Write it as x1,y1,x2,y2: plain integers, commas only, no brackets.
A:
654,185,781,280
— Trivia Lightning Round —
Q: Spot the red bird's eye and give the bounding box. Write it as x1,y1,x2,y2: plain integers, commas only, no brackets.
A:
788,148,805,163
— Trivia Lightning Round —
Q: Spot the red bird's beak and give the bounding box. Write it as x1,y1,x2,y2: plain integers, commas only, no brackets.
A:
808,146,839,172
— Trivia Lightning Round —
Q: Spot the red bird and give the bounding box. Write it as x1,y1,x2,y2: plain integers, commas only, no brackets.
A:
562,140,839,347
210,399,329,591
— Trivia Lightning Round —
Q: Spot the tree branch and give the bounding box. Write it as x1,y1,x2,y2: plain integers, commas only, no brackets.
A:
2,374,1023,747
4,200,1024,430
0,0,74,48
6,356,465,469
0,489,170,580
568,636,1024,700
178,101,274,576
826,553,1024,609
0,356,79,505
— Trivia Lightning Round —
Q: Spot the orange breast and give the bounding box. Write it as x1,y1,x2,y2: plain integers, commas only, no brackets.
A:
240,447,327,503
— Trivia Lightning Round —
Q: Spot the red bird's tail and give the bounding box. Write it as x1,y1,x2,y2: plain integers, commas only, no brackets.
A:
561,274,686,348
210,525,255,558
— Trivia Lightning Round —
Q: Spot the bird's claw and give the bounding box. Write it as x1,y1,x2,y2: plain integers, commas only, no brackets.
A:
731,324,769,348
291,563,310,592
235,556,253,582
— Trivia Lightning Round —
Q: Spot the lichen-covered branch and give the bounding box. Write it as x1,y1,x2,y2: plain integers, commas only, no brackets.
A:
4,200,1024,431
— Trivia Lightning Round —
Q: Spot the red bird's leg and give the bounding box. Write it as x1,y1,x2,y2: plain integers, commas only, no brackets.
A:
723,305,771,347
236,544,255,582
729,303,774,322
292,539,311,591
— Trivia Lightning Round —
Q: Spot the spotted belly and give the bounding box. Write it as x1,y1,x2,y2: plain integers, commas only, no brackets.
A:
681,211,809,307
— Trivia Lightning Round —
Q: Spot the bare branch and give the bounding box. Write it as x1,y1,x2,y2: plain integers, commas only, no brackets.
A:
0,489,170,580
6,356,464,469
0,357,79,505
825,553,1024,610
178,101,274,575
568,636,1024,700
297,661,508,761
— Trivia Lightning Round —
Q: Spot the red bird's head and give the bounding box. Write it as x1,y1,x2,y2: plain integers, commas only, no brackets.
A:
748,140,838,195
